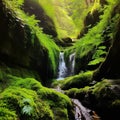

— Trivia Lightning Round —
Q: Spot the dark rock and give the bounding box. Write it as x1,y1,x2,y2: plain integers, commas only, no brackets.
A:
93,20,120,81
78,10,101,38
23,0,57,37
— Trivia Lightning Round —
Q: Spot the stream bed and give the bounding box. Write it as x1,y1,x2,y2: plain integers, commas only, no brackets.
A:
54,86,100,120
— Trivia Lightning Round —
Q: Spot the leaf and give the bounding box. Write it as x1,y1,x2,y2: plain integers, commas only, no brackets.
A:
88,57,105,65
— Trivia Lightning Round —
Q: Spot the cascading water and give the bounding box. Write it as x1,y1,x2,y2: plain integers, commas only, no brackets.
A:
57,52,68,80
57,52,76,80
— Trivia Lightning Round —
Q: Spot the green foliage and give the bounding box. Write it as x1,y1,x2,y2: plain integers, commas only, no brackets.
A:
38,87,71,107
88,46,106,65
92,80,111,96
0,73,73,120
66,0,93,32
65,88,79,98
22,104,33,116
70,0,120,71
91,0,101,13
38,0,89,38
38,0,55,20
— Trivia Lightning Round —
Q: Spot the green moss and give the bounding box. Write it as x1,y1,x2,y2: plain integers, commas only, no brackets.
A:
0,65,40,80
7,75,43,91
0,74,74,119
0,108,17,120
65,88,79,98
38,87,71,107
0,87,54,120
92,80,111,96
37,86,74,120
60,71,93,90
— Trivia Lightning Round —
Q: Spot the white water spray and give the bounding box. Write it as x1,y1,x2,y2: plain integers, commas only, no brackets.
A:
57,52,67,80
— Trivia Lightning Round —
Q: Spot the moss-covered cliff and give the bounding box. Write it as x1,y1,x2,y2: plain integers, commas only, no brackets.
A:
0,0,60,82
0,0,120,120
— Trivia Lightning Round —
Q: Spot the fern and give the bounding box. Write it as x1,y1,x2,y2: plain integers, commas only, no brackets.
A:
21,98,34,116
22,105,33,116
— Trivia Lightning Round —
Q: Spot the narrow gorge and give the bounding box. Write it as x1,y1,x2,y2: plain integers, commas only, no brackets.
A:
0,0,120,120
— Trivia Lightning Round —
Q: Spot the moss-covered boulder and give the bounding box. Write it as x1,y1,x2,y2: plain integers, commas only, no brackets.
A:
0,74,74,120
65,80,120,120
53,71,93,90
0,87,54,120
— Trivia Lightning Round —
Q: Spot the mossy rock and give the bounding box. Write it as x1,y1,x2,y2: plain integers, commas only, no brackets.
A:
65,79,120,119
0,87,53,120
0,0,60,81
59,71,93,90
0,74,74,120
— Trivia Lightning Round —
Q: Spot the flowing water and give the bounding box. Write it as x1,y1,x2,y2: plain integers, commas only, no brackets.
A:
57,52,75,80
57,52,68,80
71,99,93,120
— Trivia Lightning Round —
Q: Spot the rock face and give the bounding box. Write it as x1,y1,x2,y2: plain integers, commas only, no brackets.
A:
0,1,58,82
93,2,120,81
93,20,120,80
23,0,57,37
78,10,101,38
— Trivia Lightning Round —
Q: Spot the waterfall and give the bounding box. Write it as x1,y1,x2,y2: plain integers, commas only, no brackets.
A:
57,52,75,80
57,52,68,80
69,52,75,76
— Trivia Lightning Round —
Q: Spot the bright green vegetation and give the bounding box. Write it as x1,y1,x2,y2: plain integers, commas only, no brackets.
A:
64,0,120,73
65,79,112,99
38,0,94,39
0,71,73,120
38,0,78,38
0,87,54,120
52,71,93,90
63,0,94,33
0,0,120,119
0,0,75,119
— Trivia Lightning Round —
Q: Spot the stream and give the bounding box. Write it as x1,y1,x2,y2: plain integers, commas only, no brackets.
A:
54,86,100,120
56,52,100,120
